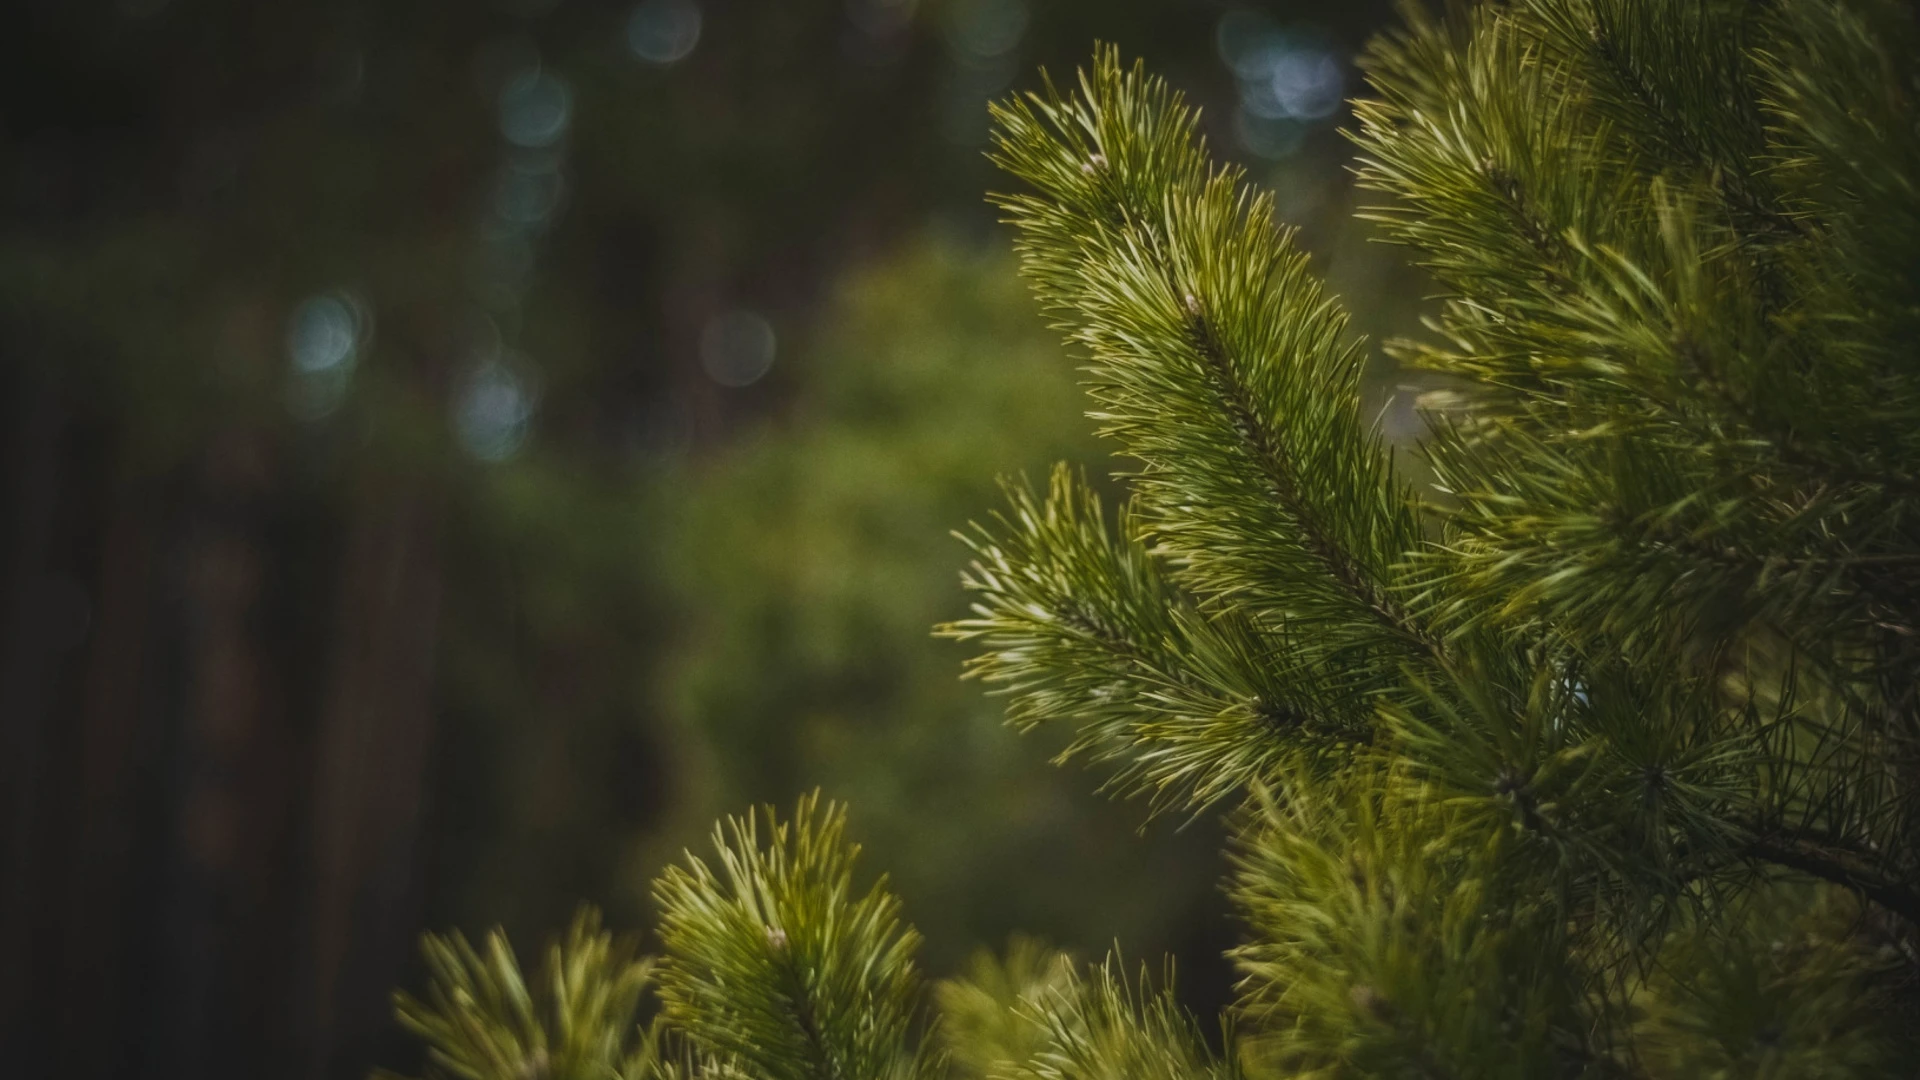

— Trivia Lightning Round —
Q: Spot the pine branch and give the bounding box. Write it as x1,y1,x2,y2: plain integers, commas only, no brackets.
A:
1738,827,1920,928
942,466,1366,812
1180,298,1430,650
652,794,934,1080
1633,883,1901,1076
1527,0,1796,241
1004,954,1241,1080
381,908,658,1080
1356,1,1920,679
934,938,1078,1080
988,48,1436,674
1228,774,1602,1079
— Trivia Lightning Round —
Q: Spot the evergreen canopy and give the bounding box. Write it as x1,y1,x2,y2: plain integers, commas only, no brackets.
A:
388,1,1920,1076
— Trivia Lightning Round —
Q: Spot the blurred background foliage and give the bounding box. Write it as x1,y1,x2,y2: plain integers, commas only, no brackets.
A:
655,238,1226,982
0,1,1406,1077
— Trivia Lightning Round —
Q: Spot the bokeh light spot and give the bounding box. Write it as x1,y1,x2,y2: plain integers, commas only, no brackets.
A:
699,310,776,388
498,70,573,148
1269,48,1343,120
1217,10,1346,127
455,356,538,462
628,0,702,66
285,292,365,420
289,294,359,374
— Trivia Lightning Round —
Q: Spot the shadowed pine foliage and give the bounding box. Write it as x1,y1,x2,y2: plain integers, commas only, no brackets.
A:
388,2,1920,1077
379,910,658,1080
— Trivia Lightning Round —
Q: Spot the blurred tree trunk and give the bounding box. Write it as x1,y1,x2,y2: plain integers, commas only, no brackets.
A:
0,359,448,1079
53,460,170,1080
0,367,72,1076
145,428,294,1076
298,473,446,1080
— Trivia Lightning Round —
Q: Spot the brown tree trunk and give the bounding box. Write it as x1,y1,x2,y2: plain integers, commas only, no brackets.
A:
0,369,69,1076
142,428,300,1078
297,473,445,1080
52,473,165,1080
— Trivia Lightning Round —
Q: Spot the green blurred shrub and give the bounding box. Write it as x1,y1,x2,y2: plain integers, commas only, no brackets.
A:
649,234,1225,976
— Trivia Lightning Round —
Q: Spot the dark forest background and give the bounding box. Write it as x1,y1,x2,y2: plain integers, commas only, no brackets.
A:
0,1,1416,1076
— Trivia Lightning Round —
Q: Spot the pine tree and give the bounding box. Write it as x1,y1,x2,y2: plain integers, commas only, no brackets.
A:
386,1,1920,1076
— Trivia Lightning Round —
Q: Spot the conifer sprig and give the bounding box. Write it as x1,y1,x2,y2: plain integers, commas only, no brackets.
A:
959,48,1454,811
1632,884,1902,1076
933,938,1078,1079
381,908,659,1080
1003,956,1240,1080
943,467,1365,811
1347,0,1920,914
1229,777,1597,1078
987,48,1437,679
652,792,935,1080
1353,0,1920,668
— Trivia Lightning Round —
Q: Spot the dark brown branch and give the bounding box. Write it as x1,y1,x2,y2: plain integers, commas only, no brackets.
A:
1743,833,1920,928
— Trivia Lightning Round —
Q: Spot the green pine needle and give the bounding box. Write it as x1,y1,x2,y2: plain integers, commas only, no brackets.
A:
652,792,936,1080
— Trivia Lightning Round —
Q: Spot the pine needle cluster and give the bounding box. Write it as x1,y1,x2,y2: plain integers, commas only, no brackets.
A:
387,2,1920,1077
